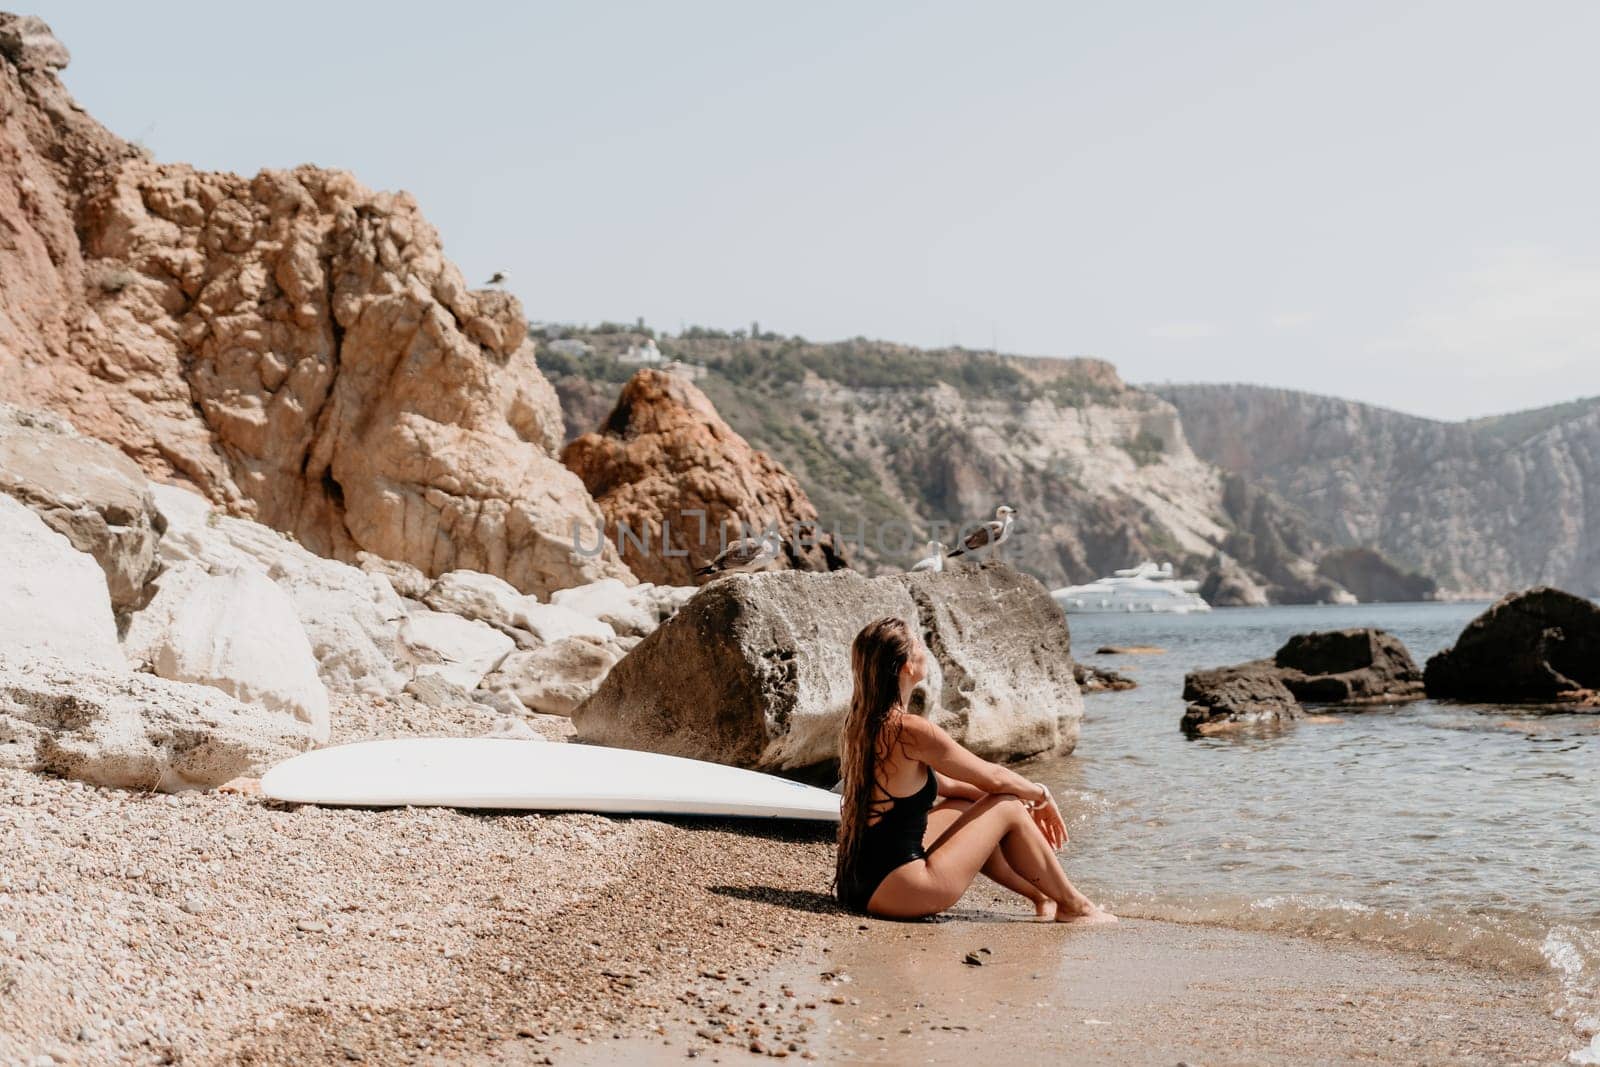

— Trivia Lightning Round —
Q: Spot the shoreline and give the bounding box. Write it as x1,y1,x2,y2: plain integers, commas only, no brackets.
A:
1,763,1579,1066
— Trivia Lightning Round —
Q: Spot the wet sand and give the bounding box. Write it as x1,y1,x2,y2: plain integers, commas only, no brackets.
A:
802,914,1571,1066
1,762,1573,1065
563,892,1572,1067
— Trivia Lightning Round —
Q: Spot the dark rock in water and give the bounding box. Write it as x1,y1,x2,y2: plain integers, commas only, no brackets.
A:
1316,547,1437,604
1094,645,1166,656
1074,662,1137,693
1425,588,1600,705
1273,628,1424,704
1183,627,1425,732
1181,664,1300,731
573,561,1082,773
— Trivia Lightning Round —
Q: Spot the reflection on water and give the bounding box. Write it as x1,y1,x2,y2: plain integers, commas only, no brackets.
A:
1022,603,1600,1056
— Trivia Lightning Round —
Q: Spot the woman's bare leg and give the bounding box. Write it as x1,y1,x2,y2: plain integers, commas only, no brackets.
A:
926,800,1054,918
870,794,1113,922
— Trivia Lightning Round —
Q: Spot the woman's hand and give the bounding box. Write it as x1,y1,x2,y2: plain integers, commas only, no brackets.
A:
1027,784,1068,849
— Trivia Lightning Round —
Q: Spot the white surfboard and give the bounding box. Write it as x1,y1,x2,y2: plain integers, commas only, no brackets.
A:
260,737,841,822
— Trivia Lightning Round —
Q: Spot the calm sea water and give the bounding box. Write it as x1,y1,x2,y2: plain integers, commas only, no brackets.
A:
1022,603,1600,1061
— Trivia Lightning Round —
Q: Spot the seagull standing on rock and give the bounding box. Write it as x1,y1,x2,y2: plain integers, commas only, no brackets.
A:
947,505,1016,560
910,541,946,573
484,271,507,287
695,531,785,578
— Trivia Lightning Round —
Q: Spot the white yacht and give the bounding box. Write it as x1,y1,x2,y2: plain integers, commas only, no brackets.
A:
1052,561,1212,614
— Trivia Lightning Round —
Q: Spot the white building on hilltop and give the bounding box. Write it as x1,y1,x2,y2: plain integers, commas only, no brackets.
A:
618,339,664,365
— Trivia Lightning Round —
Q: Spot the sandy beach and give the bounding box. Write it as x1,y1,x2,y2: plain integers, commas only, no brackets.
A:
2,758,1573,1066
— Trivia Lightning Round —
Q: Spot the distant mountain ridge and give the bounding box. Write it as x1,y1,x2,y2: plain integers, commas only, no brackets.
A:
544,331,1353,602
1155,383,1600,597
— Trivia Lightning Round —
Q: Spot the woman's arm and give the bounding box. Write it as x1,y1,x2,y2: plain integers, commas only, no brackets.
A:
933,772,988,801
902,717,1046,804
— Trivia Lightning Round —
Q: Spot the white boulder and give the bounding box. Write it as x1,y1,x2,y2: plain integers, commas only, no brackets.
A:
422,569,529,629
402,609,515,692
0,495,123,671
0,404,164,613
510,600,615,645
550,578,659,637
0,656,317,791
479,638,622,717
149,483,412,696
137,567,330,742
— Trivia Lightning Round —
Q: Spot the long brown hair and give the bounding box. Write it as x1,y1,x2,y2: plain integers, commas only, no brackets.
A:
835,616,917,902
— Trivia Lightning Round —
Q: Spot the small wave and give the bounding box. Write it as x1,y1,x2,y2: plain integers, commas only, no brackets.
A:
1106,889,1600,1060
1544,927,1600,1064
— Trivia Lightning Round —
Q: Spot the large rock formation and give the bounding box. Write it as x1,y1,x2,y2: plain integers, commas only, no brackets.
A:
573,561,1082,774
563,369,848,584
1182,627,1423,732
0,15,626,598
1159,383,1600,598
1424,588,1600,705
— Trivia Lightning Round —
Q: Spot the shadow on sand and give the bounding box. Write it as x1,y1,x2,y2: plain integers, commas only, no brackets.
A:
709,885,843,916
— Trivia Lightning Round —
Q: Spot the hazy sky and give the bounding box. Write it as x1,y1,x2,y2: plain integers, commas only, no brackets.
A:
32,1,1600,420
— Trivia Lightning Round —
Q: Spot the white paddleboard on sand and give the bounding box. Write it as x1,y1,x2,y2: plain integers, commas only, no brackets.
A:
260,737,841,822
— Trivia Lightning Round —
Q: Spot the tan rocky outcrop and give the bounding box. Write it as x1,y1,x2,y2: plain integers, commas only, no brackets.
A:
562,369,847,584
0,15,626,598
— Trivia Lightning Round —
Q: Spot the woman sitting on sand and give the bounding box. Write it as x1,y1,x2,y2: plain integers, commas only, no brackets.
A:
835,617,1117,923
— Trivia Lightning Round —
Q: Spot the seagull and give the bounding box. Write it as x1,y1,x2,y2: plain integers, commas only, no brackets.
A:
910,541,946,573
695,531,784,578
484,271,507,287
947,505,1016,559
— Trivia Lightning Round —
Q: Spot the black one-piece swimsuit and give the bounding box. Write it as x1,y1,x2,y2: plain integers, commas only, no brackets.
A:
843,768,938,912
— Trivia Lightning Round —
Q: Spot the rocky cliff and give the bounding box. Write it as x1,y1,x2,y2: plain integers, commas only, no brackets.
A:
0,15,626,597
562,368,847,584
1157,384,1600,597
544,331,1340,596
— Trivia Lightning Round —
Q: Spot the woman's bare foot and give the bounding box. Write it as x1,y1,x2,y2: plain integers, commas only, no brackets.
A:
1056,906,1118,925
217,777,262,796
1054,894,1118,924
1033,898,1058,921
